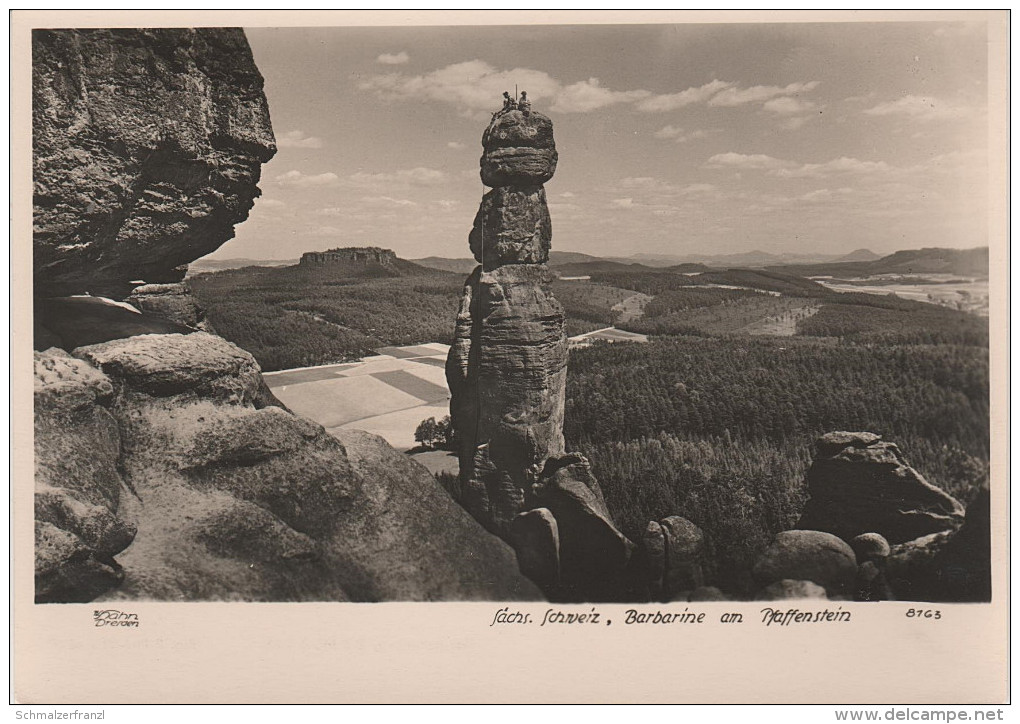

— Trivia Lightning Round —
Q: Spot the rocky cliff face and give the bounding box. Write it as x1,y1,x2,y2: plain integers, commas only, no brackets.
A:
33,28,276,298
33,29,541,603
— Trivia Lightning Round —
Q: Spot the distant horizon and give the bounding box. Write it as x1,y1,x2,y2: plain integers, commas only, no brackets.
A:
197,242,990,265
206,22,989,262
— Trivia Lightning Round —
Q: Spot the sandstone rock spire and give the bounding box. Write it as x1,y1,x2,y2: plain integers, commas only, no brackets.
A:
446,102,568,535
447,99,638,601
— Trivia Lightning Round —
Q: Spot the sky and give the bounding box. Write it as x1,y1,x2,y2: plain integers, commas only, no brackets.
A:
210,21,991,261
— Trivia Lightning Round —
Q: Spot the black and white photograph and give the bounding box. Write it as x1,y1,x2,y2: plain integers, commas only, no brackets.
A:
13,10,1008,706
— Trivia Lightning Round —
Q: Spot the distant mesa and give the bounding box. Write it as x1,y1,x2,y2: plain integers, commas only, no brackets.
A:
300,247,397,266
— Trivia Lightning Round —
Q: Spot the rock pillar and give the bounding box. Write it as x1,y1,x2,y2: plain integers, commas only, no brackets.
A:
447,105,565,535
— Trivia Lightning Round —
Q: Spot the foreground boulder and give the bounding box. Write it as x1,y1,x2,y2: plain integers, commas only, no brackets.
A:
33,28,276,297
34,350,136,601
796,432,965,544
753,530,858,598
36,335,540,602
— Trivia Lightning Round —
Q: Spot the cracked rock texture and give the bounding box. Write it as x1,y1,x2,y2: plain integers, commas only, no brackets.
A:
32,28,276,298
35,337,540,602
480,109,557,187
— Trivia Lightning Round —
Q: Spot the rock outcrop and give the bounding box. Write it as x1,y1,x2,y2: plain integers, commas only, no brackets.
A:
447,97,636,601
641,516,708,602
33,28,276,298
300,247,397,267
796,432,965,544
36,337,540,602
34,350,136,602
126,283,214,332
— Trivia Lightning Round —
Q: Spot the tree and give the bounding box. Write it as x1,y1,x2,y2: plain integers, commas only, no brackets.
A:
414,417,439,449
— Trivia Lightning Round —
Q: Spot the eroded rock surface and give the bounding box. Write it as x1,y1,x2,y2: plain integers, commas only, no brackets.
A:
448,264,569,533
449,101,571,537
480,109,558,187
126,283,214,331
33,28,276,297
796,432,965,544
34,350,135,602
469,187,552,269
36,334,540,602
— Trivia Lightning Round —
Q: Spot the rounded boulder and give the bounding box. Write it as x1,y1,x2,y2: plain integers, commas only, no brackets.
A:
752,530,858,597
481,110,557,187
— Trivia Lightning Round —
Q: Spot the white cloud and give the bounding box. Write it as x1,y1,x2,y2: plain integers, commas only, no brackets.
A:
653,125,714,143
636,80,732,113
705,152,791,171
559,191,576,198
763,97,817,115
360,60,650,115
359,60,561,113
348,166,446,188
708,81,820,107
447,141,466,150
863,95,971,121
276,130,324,149
377,51,409,65
778,116,811,131
653,125,684,139
619,176,677,193
774,156,891,178
359,63,820,120
548,202,581,213
274,170,340,187
706,153,889,178
681,183,717,194
608,197,681,216
256,198,286,208
317,207,343,217
550,77,650,113
360,195,418,207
